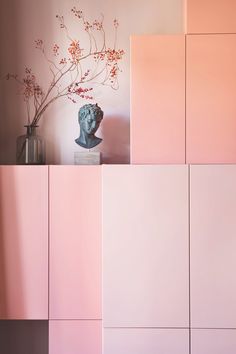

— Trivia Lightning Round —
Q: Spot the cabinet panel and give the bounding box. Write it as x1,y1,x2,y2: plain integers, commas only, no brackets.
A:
49,320,101,354
187,0,236,34
49,166,101,319
190,165,236,327
0,320,48,354
131,36,185,164
103,165,189,327
104,328,189,354
0,166,48,319
186,35,236,163
192,329,236,354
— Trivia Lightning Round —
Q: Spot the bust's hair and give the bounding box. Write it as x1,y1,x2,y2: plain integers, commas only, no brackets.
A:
78,103,104,123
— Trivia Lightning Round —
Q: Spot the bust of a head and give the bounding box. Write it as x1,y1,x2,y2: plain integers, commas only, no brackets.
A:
75,103,104,149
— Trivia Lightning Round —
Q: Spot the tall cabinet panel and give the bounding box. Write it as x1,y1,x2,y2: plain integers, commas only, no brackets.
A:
187,0,236,34
0,166,48,319
49,166,102,319
190,165,236,328
131,36,185,164
186,35,236,163
103,165,189,327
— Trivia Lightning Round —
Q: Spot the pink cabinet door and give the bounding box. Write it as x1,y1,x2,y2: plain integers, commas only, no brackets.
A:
186,35,236,163
49,320,102,354
190,165,236,328
187,0,236,34
0,166,48,319
49,166,102,319
103,165,189,327
104,329,189,354
131,35,185,164
192,330,236,354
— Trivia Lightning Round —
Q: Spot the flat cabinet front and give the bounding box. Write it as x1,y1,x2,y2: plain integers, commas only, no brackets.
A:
49,320,102,354
0,166,48,319
131,36,185,164
104,328,189,354
186,35,236,163
191,329,236,354
49,166,102,320
103,165,189,327
190,165,236,328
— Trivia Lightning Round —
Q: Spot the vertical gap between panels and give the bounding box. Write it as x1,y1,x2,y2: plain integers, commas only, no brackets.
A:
185,35,187,165
48,165,50,354
188,164,191,354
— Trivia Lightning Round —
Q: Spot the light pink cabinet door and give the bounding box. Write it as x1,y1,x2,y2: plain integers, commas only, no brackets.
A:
104,329,189,354
186,35,236,163
187,0,236,34
49,166,101,319
131,36,185,164
0,166,48,319
191,165,236,328
192,330,236,354
49,320,102,354
103,165,189,327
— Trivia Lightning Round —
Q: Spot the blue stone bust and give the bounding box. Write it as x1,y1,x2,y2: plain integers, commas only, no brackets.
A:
75,103,104,149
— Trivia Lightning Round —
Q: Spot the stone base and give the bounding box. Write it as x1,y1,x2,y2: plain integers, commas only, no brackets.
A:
74,151,102,165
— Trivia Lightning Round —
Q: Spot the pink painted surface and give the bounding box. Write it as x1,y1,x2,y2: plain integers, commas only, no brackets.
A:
104,329,189,354
187,0,236,34
186,35,236,163
0,166,48,319
131,36,185,164
191,165,236,327
103,165,189,327
49,320,102,354
49,166,101,319
192,330,236,354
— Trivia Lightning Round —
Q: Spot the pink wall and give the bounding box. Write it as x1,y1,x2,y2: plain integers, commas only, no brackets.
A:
0,0,184,165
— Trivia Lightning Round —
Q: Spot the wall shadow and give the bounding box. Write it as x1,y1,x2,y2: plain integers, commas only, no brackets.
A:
100,115,130,164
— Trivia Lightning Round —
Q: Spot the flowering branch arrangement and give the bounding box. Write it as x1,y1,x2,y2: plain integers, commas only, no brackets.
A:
4,5,124,127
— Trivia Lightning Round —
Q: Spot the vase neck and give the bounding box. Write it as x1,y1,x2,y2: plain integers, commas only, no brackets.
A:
25,125,38,136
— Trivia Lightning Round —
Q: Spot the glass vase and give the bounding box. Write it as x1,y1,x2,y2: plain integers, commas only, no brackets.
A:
16,125,45,165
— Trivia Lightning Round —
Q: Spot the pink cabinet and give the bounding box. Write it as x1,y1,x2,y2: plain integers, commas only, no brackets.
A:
104,329,189,354
190,165,236,328
49,320,102,354
186,35,236,163
131,36,185,164
103,165,189,327
187,0,236,34
49,166,102,319
0,166,48,319
191,330,236,354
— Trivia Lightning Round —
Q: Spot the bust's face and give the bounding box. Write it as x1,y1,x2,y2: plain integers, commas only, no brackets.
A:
81,111,101,135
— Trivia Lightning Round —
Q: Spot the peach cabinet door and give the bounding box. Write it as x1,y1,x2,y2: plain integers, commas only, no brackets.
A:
130,36,185,164
191,330,236,354
49,320,102,354
186,35,236,163
103,165,189,327
104,329,189,354
49,166,101,319
190,165,236,328
0,166,48,319
187,0,236,34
